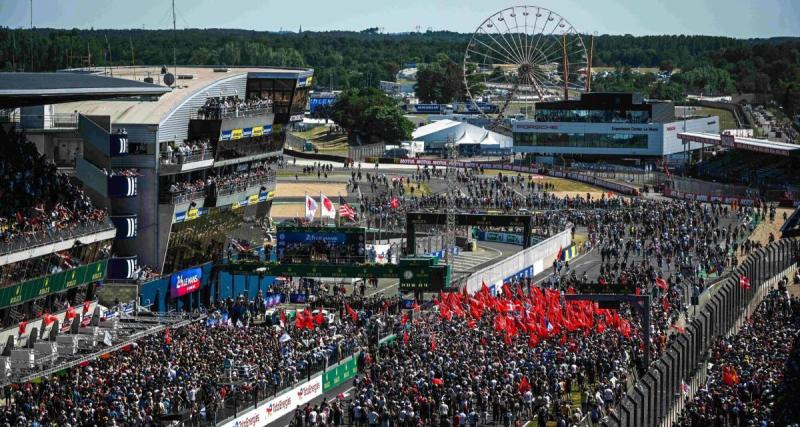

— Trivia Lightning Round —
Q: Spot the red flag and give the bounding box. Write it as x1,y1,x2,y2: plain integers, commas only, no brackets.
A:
280,309,287,325
315,312,325,326
722,366,740,385
83,300,91,314
303,309,315,329
739,275,751,290
467,319,477,329
390,197,400,210
412,301,420,312
596,323,605,334
403,331,409,345
556,246,563,261
65,305,77,320
655,277,669,291
432,378,443,386
43,313,57,326
671,324,685,334
661,298,670,313
430,337,437,351
294,312,305,329
165,326,172,345
401,312,408,325
18,321,27,335
528,334,539,348
345,303,358,322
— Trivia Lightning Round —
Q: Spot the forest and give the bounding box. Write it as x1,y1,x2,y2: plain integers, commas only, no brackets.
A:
0,28,798,115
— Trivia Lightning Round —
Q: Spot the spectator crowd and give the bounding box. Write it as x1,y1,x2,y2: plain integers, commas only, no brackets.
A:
196,96,272,120
0,128,107,245
676,280,800,427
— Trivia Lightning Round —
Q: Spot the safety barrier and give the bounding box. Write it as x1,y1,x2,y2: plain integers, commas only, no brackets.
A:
605,237,799,427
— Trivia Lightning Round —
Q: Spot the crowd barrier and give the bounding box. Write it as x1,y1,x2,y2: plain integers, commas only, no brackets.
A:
606,238,800,427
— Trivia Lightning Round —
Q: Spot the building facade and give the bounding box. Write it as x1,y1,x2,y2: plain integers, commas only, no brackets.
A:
512,93,720,159
60,67,313,281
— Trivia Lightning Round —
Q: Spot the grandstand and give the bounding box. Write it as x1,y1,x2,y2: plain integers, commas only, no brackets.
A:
17,67,316,309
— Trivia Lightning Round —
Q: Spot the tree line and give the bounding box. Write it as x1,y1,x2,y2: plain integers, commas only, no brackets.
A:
0,28,798,115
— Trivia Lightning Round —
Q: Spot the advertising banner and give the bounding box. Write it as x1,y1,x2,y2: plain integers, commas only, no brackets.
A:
478,231,524,246
322,357,358,391
0,260,106,308
170,267,202,298
220,376,322,427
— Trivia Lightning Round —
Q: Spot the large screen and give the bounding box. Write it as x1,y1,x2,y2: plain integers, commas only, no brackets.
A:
276,226,366,264
170,267,202,298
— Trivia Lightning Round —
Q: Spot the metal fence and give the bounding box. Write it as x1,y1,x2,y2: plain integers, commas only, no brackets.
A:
605,237,800,427
348,142,385,161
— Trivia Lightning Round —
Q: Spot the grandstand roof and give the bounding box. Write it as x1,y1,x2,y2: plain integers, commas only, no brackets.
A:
52,66,313,125
0,72,171,108
678,132,800,157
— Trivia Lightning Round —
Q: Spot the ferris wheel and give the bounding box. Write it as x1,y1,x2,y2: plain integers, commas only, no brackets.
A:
463,5,589,132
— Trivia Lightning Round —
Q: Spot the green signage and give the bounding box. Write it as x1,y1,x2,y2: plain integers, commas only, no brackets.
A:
0,260,107,308
322,356,358,391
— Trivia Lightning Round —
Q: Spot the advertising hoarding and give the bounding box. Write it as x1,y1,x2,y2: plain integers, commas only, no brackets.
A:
220,376,322,427
170,267,202,298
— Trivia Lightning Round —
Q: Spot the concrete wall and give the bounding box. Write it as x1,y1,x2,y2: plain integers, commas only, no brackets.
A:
464,227,573,294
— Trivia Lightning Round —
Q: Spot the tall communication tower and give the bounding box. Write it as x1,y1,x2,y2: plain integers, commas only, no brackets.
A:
443,136,458,269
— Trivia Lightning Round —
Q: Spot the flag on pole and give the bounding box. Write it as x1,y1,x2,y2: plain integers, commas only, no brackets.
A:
655,277,669,291
338,195,356,221
320,193,336,219
304,194,318,222
390,197,400,210
103,330,113,346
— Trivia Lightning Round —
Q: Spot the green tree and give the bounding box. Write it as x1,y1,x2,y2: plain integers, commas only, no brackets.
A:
330,88,412,143
414,55,464,103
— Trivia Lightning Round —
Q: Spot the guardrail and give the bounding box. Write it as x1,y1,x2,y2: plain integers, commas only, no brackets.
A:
605,237,799,427
159,190,207,205
160,149,214,165
0,112,78,129
191,105,272,120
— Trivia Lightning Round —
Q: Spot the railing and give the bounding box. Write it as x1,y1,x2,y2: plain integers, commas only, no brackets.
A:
191,105,272,120
0,220,115,257
159,189,207,205
0,112,79,129
214,172,276,197
159,149,214,165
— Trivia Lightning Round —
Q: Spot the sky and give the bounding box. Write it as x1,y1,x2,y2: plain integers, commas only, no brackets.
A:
1,0,799,38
